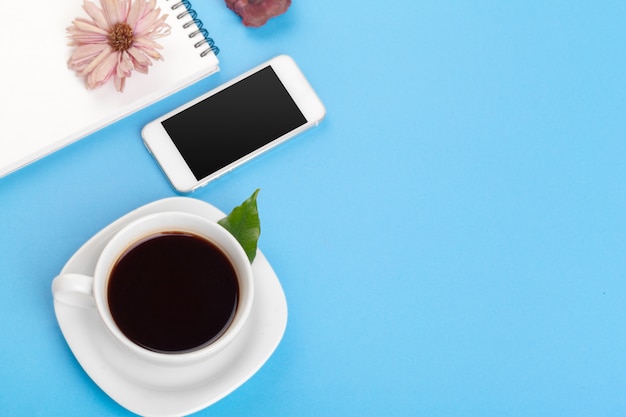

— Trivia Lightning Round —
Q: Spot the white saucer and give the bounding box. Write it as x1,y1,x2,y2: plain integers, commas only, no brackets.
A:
53,197,288,417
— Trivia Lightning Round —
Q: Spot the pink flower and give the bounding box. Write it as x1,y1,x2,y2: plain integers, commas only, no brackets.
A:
225,0,291,27
67,0,171,92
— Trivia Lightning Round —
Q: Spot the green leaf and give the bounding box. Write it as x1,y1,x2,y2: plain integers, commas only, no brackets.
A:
218,189,261,263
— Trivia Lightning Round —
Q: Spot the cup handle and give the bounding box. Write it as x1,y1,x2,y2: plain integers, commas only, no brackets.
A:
52,273,96,309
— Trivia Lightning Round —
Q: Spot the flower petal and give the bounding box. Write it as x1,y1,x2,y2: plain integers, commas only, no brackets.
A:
132,35,164,51
80,45,114,75
114,74,126,92
117,51,134,77
82,0,109,30
87,50,118,88
142,0,158,20
68,18,110,38
133,6,164,35
101,0,125,25
127,46,151,64
126,0,146,28
68,43,109,70
126,46,154,73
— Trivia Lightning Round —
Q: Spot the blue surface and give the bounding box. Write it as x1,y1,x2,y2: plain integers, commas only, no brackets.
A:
1,1,626,416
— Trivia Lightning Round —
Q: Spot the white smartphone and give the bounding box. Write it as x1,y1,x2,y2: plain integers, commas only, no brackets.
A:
142,55,326,193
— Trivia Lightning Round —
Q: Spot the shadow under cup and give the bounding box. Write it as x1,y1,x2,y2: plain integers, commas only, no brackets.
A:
98,212,253,360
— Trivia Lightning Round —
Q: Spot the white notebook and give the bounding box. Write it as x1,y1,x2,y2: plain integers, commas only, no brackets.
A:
0,0,219,178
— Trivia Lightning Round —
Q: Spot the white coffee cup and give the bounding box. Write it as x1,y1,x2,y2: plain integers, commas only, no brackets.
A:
52,211,254,364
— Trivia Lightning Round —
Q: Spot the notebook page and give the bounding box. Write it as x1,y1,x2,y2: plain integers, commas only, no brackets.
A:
0,0,219,177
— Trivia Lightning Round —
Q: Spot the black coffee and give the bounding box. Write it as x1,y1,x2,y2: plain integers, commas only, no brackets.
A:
107,232,239,353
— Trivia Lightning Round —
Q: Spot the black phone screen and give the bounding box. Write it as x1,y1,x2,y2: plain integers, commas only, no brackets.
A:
161,66,307,180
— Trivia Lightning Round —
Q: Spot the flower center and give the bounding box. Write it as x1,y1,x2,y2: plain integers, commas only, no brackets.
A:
108,23,134,51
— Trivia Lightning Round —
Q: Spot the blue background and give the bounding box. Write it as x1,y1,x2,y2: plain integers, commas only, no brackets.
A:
1,0,626,415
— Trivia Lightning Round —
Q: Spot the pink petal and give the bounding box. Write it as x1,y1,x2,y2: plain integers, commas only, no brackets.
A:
87,51,118,88
142,0,158,19
114,74,126,92
126,46,156,73
101,0,126,26
81,45,114,76
68,18,109,37
132,35,162,51
117,51,134,77
126,0,146,28
82,0,109,30
127,46,153,66
68,43,109,70
133,7,160,34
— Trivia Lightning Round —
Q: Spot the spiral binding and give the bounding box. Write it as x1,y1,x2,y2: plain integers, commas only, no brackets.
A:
167,0,220,57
